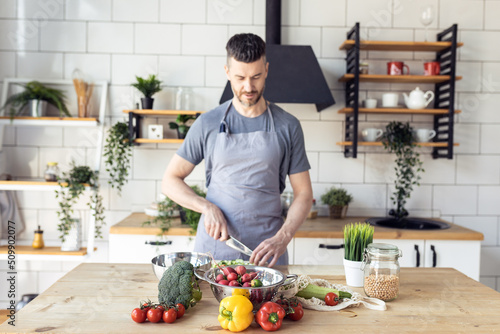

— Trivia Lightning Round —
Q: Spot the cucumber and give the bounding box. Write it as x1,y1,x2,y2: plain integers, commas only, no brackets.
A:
295,284,352,300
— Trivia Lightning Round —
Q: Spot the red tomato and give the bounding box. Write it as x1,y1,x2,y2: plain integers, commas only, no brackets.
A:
131,308,147,323
142,302,151,313
147,308,163,323
157,305,165,313
325,292,339,306
288,307,304,321
176,303,185,319
163,308,177,323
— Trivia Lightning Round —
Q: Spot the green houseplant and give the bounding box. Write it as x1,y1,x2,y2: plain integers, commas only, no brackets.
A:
381,121,424,219
169,114,197,139
55,163,105,244
103,121,133,195
321,187,353,219
144,185,206,235
343,222,374,287
131,74,162,109
1,81,71,118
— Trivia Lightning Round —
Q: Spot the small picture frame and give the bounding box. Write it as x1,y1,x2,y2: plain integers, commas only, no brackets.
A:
148,124,163,139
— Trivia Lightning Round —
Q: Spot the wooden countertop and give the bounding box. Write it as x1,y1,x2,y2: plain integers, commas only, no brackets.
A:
110,213,483,241
1,263,498,333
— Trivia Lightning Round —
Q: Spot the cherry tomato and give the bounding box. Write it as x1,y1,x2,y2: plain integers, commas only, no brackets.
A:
131,308,147,323
157,305,165,313
288,307,304,321
176,303,185,319
141,301,151,313
325,292,339,306
163,308,177,323
147,308,163,323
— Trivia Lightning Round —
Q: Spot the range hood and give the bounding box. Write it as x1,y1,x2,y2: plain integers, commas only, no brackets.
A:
219,0,335,112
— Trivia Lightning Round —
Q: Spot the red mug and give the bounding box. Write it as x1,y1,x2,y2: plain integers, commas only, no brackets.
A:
387,61,410,75
424,61,440,75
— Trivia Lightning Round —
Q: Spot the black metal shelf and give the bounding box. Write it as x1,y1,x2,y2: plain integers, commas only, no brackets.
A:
340,23,460,159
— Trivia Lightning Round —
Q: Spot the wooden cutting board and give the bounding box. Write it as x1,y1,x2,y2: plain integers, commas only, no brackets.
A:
0,263,499,333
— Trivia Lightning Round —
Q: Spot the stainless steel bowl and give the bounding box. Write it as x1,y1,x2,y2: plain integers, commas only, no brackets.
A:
151,252,212,280
195,265,297,311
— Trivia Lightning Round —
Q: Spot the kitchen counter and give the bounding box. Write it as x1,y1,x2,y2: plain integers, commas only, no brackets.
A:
110,213,483,240
1,263,499,333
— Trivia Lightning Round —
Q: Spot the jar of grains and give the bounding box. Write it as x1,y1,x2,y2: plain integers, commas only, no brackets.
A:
362,243,402,301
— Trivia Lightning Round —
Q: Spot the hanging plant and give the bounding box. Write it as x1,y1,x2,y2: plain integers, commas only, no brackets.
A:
103,121,133,195
143,185,206,236
55,162,105,242
381,121,425,219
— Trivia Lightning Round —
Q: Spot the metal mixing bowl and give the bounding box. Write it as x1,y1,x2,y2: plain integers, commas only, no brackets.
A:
196,265,297,311
151,252,212,280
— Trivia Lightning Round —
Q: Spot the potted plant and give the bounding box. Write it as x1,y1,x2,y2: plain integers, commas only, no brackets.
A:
143,185,206,236
1,81,71,118
321,187,353,219
169,114,197,139
343,222,374,287
381,121,424,219
55,162,105,248
131,74,162,109
103,121,133,196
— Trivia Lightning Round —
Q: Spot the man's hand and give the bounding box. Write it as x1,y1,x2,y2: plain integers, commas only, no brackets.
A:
203,202,229,241
250,232,291,267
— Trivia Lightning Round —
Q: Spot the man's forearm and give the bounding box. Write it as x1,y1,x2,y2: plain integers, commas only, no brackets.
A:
277,191,313,242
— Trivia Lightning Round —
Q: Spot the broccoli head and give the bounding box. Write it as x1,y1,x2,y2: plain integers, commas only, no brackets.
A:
158,260,202,309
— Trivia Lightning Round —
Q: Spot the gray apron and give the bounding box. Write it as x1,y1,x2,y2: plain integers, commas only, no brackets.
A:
193,102,288,265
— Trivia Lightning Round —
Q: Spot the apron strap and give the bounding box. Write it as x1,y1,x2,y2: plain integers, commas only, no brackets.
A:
219,101,276,133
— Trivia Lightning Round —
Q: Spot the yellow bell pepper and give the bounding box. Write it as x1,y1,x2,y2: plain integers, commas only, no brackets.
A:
232,288,250,299
218,295,254,332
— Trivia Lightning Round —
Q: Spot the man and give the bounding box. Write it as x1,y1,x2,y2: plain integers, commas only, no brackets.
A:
162,33,312,267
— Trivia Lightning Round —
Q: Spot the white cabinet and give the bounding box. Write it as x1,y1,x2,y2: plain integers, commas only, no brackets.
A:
423,240,480,281
376,239,425,268
109,234,195,263
294,238,345,266
294,237,481,281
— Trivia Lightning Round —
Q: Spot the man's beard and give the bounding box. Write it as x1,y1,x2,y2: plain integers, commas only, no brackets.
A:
235,85,265,107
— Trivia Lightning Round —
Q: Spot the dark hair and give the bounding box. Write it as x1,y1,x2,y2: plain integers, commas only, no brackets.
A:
226,33,266,63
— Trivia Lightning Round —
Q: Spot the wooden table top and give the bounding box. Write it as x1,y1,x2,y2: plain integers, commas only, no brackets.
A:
1,263,498,333
110,213,484,240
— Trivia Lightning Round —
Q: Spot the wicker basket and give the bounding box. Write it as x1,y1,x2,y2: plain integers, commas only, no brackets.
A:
329,205,348,219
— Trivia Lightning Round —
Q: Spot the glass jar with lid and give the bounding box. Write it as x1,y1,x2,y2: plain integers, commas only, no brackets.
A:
361,243,402,301
44,162,59,182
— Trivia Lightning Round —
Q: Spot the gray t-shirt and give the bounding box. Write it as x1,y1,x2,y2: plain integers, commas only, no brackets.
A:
177,100,310,193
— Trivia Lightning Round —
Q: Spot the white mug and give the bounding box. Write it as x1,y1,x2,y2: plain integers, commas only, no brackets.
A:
362,128,384,142
364,98,377,109
414,129,436,142
382,93,399,107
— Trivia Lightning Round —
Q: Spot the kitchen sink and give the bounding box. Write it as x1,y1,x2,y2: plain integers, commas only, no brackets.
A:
366,217,451,230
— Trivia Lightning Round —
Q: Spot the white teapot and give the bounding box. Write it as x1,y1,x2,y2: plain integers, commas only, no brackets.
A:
403,87,434,109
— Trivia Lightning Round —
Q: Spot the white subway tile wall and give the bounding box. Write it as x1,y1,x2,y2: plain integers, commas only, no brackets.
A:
0,0,500,308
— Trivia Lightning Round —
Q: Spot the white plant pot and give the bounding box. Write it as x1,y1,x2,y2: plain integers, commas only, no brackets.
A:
61,218,82,252
343,258,364,287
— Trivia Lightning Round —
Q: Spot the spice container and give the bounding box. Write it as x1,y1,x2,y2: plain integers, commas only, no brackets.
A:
359,62,369,74
44,162,59,182
362,243,402,301
32,225,44,249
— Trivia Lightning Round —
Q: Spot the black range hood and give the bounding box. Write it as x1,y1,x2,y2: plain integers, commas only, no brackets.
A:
219,0,335,112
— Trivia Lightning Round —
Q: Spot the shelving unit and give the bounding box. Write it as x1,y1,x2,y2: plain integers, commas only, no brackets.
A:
123,109,204,144
338,23,462,159
0,78,108,258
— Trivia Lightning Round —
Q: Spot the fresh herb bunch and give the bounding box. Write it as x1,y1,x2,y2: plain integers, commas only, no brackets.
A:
169,114,197,138
55,162,105,242
144,185,206,236
1,81,70,118
343,222,374,261
382,121,424,219
131,74,162,98
104,121,133,195
321,187,353,206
